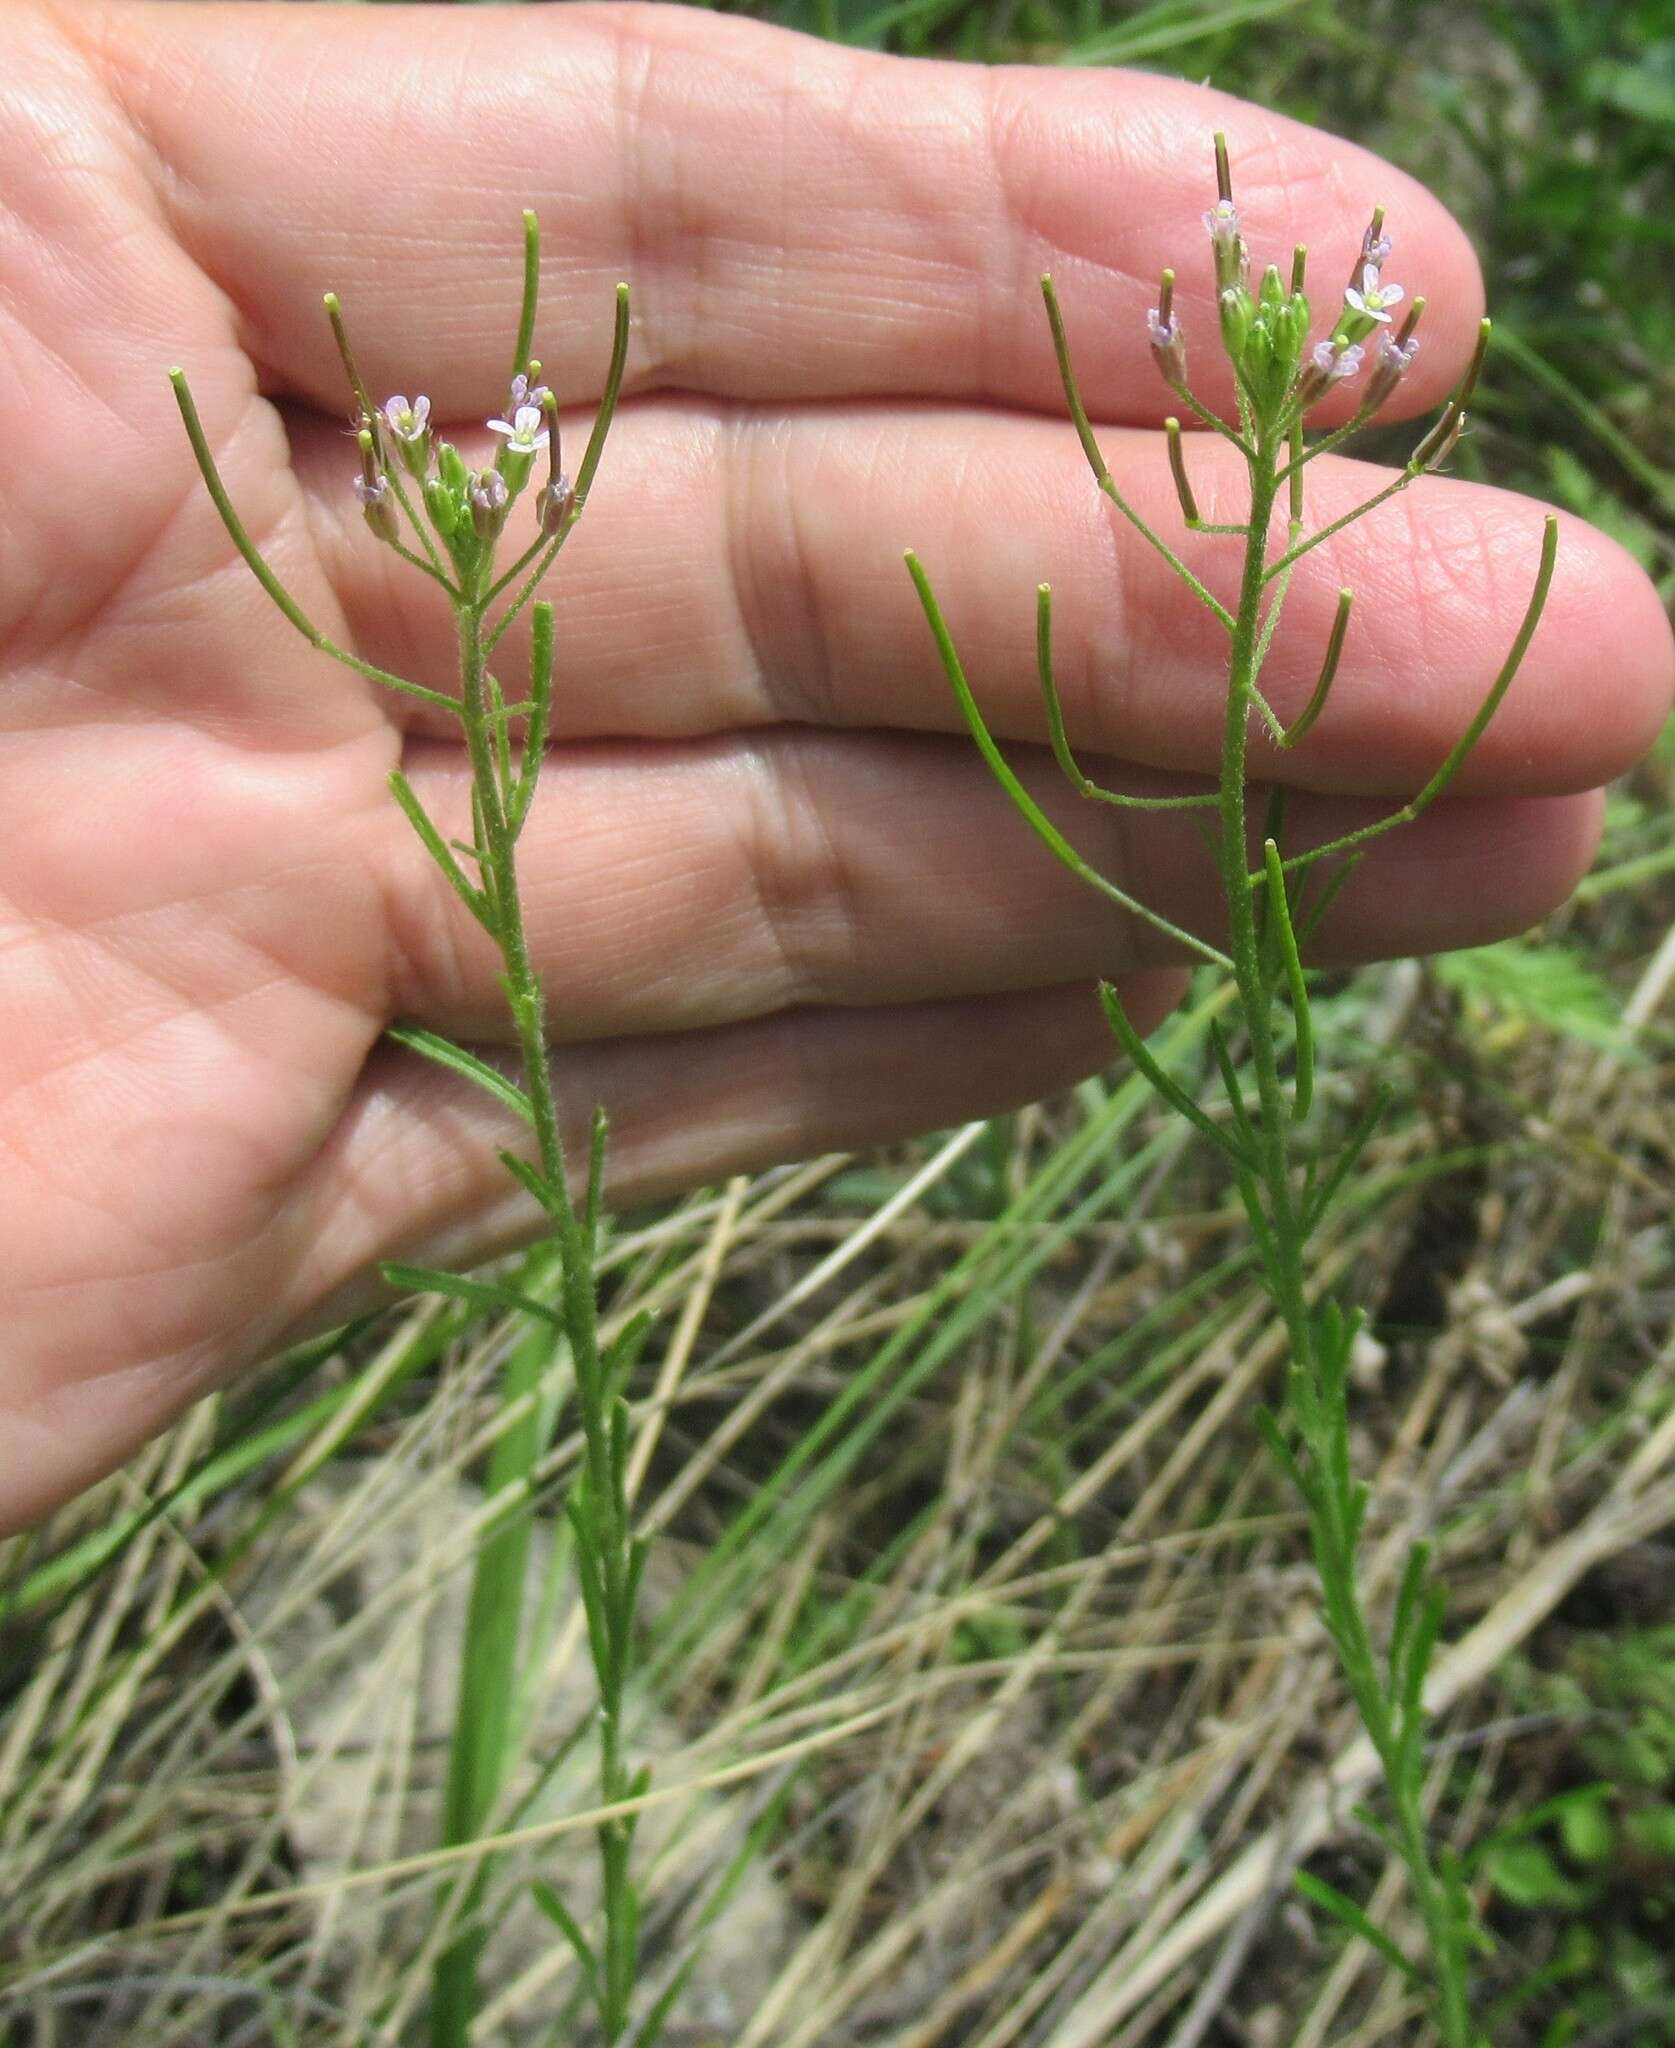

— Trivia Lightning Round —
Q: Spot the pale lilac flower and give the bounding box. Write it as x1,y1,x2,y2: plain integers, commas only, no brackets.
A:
1147,307,1186,384
1202,196,1247,291
1376,331,1419,378
1364,329,1421,410
487,403,550,455
353,472,398,542
1360,226,1394,271
537,471,576,537
1344,264,1405,325
508,372,551,414
382,395,431,445
1312,339,1364,382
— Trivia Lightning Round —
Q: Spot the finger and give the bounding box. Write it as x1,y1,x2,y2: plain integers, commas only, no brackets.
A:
297,399,1675,797
377,727,1604,1043
94,0,1482,420
298,974,1184,1336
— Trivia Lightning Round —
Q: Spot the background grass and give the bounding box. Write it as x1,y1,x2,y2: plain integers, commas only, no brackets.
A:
3,1,1674,2043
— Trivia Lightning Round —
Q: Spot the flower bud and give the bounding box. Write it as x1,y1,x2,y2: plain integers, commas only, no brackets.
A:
469,466,511,540
1218,285,1253,364
424,474,461,538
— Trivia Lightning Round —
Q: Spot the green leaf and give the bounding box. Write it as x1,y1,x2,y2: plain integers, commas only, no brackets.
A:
497,1147,562,1216
531,1879,601,2004
1558,1787,1615,1864
1294,1869,1424,1987
380,1262,562,1327
1625,1802,1675,1857
385,1021,536,1124
1482,1839,1582,1909
1432,938,1640,1058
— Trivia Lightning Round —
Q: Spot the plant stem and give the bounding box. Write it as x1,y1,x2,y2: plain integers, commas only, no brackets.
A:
433,592,641,2047
1220,436,1477,2048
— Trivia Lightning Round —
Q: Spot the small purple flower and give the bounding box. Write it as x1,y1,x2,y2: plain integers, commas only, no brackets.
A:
1375,331,1420,378
353,472,398,543
1364,328,1421,410
487,403,550,456
1311,338,1365,382
1344,264,1405,325
508,372,551,414
382,395,431,445
1360,226,1394,271
1202,197,1247,292
537,472,576,537
1147,307,1186,384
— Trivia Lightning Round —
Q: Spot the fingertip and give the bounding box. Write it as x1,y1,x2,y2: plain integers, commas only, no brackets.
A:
1535,505,1675,783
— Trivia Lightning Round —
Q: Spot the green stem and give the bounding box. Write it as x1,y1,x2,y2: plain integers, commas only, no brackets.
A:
1222,437,1476,2048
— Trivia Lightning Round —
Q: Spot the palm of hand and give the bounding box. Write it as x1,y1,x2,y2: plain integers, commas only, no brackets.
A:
2,32,409,1514
1,2,1668,1529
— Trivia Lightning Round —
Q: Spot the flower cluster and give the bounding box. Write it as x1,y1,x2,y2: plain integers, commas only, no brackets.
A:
350,359,575,582
1146,159,1428,433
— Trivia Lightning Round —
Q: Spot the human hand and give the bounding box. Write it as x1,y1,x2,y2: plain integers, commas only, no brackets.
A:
2,0,1668,1528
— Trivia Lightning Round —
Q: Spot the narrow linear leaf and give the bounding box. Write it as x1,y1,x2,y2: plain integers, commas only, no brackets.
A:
1099,982,1256,1168
531,1879,601,2004
380,1262,564,1328
388,772,490,926
1295,1870,1425,1988
1263,837,1314,1120
904,552,1233,969
497,1147,563,1216
386,1021,535,1126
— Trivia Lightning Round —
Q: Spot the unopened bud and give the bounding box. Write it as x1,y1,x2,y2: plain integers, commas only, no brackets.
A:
423,474,461,538
468,466,510,540
1218,285,1253,363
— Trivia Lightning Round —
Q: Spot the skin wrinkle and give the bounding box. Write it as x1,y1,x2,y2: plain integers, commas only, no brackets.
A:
768,413,843,728
744,729,863,1013
609,11,685,393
